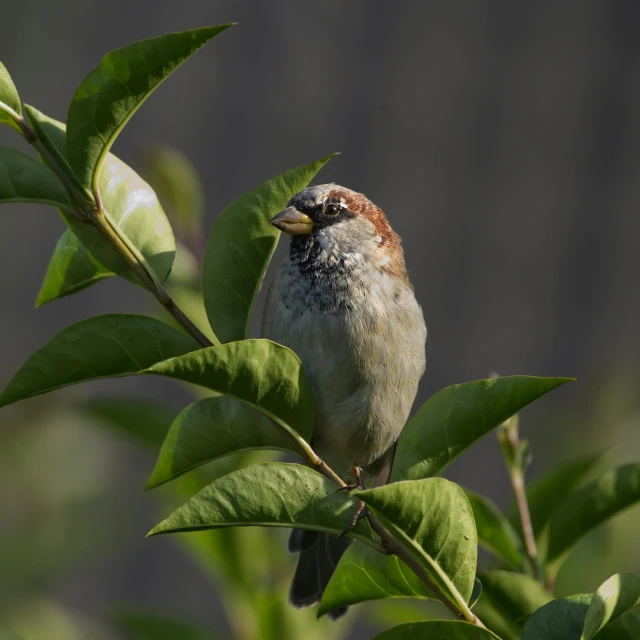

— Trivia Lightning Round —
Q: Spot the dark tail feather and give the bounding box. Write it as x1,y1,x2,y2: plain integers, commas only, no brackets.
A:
288,529,351,619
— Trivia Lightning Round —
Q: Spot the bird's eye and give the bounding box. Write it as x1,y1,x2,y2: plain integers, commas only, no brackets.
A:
325,203,340,216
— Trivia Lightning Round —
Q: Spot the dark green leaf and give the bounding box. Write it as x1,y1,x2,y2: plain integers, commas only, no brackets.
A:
147,395,299,488
545,464,640,567
581,573,640,640
470,578,483,609
22,110,176,284
202,155,335,343
0,314,199,408
82,396,176,450
593,607,640,640
0,146,71,210
0,61,21,130
507,453,603,538
319,540,435,617
473,570,554,640
67,25,233,192
391,376,572,483
144,339,315,441
522,594,593,640
464,490,524,569
114,610,215,640
148,462,374,546
36,229,113,306
355,478,477,610
370,621,500,640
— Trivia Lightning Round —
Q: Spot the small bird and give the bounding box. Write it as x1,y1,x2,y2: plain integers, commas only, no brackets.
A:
262,184,427,618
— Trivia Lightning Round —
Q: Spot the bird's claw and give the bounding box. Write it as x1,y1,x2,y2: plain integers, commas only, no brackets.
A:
338,499,370,539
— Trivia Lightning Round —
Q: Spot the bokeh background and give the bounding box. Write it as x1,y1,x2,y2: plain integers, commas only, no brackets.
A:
1,1,640,638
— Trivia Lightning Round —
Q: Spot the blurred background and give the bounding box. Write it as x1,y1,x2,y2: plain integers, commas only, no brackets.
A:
1,1,640,638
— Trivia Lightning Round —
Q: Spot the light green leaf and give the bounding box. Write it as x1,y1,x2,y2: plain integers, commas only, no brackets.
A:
464,490,524,570
0,61,21,130
148,462,374,546
391,376,572,483
147,395,300,488
82,396,175,451
67,25,233,193
544,464,640,567
36,229,113,306
522,594,593,640
507,453,603,539
472,571,554,640
581,573,640,640
0,314,199,408
0,146,71,210
370,621,500,640
144,339,315,442
593,606,640,640
355,478,477,611
319,541,435,617
114,610,215,640
202,155,335,343
23,110,176,284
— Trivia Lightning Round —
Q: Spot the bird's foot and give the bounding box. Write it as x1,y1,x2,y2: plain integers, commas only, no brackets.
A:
338,499,370,539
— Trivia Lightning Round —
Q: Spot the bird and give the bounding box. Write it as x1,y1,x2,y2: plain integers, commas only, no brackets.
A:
261,183,427,619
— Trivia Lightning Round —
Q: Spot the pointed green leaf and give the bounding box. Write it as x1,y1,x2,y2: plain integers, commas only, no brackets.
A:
464,490,524,569
203,155,335,343
319,540,436,617
507,453,603,539
370,621,500,640
469,578,483,609
472,571,554,640
147,395,300,488
581,573,640,640
592,606,640,640
143,339,315,441
355,478,477,610
390,376,572,483
0,61,21,130
0,314,199,408
0,147,71,210
114,610,215,640
67,25,233,193
36,229,113,306
22,109,176,284
148,462,374,546
545,464,640,566
522,594,593,640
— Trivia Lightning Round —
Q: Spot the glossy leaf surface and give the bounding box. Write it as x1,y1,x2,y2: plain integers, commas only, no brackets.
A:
593,607,640,640
144,339,315,441
391,376,571,482
522,594,593,640
149,463,373,546
356,478,477,608
371,621,500,640
0,61,21,130
0,314,199,408
203,155,334,343
36,229,113,306
67,25,232,192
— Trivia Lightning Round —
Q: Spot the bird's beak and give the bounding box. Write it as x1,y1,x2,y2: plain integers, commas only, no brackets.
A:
270,207,314,236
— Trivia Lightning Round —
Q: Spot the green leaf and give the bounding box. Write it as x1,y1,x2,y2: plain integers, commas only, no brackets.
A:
319,540,435,617
0,314,199,408
472,570,554,640
593,607,640,640
144,339,315,442
148,462,374,546
507,453,603,538
544,464,640,567
36,229,113,306
464,490,524,569
202,155,335,343
82,396,175,450
0,61,21,130
147,395,300,488
355,478,477,610
114,610,215,640
370,621,500,640
0,146,71,210
522,594,593,640
581,573,640,640
390,376,572,483
23,110,177,284
469,578,483,609
67,25,233,193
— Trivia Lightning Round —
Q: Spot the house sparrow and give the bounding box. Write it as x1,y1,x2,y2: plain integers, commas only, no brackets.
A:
262,184,427,618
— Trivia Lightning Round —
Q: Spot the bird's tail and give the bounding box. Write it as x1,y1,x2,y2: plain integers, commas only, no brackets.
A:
287,528,351,620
